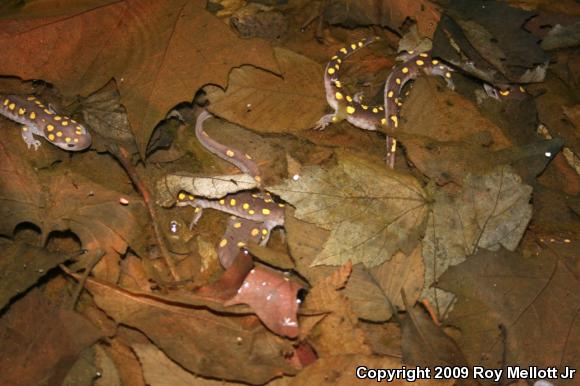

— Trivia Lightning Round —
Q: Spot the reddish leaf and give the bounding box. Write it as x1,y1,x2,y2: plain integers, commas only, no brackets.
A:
225,264,304,338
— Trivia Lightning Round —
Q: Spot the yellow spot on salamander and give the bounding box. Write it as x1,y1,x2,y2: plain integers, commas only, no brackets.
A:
27,96,35,101
254,176,261,183
237,241,246,247
262,229,268,235
48,134,55,141
396,78,401,85
54,115,62,121
178,192,186,200
3,99,9,106
419,53,429,58
402,67,409,74
234,222,242,228
361,105,368,110
334,64,340,70
387,90,394,98
46,124,55,132
432,59,439,65
245,153,252,160
61,120,69,126
327,68,336,75
219,239,228,248
74,138,79,143
335,92,344,100
335,80,342,88
29,112,36,120
264,198,273,203
340,48,347,54
390,138,397,153
248,209,255,215
56,131,63,137
331,116,337,122
346,95,353,102
189,195,194,200
346,106,356,114
278,203,285,207
445,72,452,78
219,199,225,205
242,203,250,210
226,150,234,157
499,90,510,96
350,43,357,49
358,41,364,47
372,107,379,113
336,58,342,64
8,103,15,110
380,118,387,125
416,59,425,66
331,55,338,60
65,137,72,143
75,128,83,135
18,107,26,115
408,50,415,54
44,109,53,115
230,198,237,206
390,115,398,128
519,86,526,93
22,126,28,132
251,228,260,237
262,208,271,215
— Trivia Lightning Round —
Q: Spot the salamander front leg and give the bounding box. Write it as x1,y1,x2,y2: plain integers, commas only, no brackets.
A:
21,126,42,150
313,113,336,130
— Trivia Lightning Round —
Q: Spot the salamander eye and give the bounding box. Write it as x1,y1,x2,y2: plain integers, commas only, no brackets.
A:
296,288,308,305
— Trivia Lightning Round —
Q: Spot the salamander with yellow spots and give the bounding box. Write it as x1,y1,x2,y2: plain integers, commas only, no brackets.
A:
0,94,91,151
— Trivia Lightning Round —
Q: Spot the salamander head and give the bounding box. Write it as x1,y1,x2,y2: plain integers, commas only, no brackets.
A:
46,120,92,151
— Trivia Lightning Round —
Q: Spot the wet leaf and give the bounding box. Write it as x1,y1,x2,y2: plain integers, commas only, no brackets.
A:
422,166,533,315
0,0,279,155
0,290,102,386
0,240,74,311
269,151,428,267
438,248,580,379
206,47,326,133
85,276,298,384
225,264,304,338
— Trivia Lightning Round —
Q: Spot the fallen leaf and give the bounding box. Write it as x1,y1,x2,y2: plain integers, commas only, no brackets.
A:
0,135,149,280
344,264,393,322
323,0,441,38
269,150,428,267
303,262,372,356
401,306,475,386
0,289,102,386
206,47,326,133
288,354,452,385
437,248,580,380
225,264,304,338
133,343,230,386
422,166,533,316
84,275,298,384
0,240,74,311
0,0,279,155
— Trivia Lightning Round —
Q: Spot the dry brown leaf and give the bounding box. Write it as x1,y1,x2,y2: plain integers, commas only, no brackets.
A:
206,47,326,133
84,276,297,384
0,289,102,386
303,262,373,356
422,165,533,316
370,244,425,312
0,0,279,155
344,264,393,322
132,343,230,386
0,240,73,311
438,248,580,382
288,354,453,386
401,306,475,386
270,150,428,267
106,340,146,386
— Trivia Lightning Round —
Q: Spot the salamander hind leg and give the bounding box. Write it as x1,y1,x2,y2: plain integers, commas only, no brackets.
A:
21,126,42,150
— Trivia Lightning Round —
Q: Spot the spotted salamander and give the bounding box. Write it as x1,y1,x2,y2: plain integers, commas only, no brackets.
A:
0,94,91,151
317,38,528,167
176,111,285,268
196,110,262,185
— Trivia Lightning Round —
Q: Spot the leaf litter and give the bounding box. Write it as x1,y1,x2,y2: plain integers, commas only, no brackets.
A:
0,0,578,384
